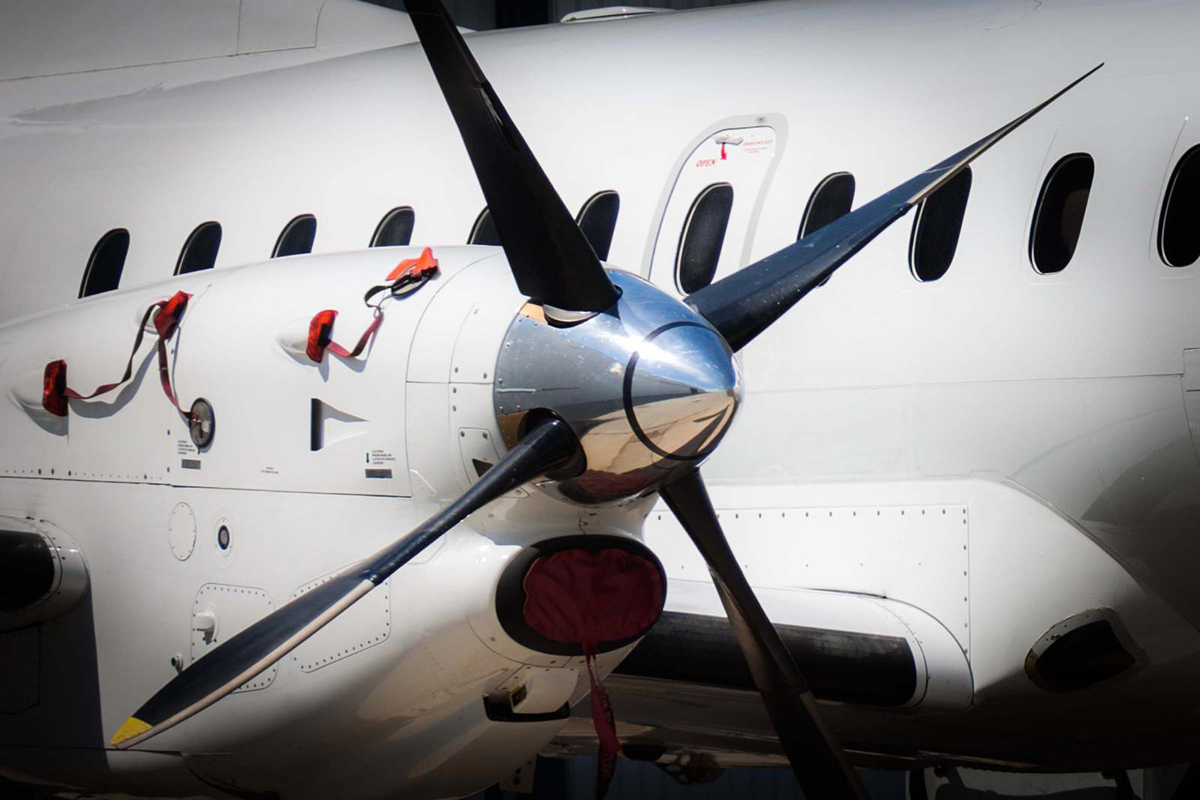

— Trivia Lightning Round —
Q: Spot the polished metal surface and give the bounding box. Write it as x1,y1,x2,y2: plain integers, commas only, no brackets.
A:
494,269,741,505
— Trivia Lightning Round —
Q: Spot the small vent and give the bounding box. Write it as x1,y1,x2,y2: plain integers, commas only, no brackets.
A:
1026,610,1141,692
0,531,54,613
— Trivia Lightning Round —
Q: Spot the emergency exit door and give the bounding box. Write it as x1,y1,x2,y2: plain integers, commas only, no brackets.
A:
647,123,781,295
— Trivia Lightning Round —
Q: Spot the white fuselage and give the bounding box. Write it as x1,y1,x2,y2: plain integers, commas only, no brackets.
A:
3,0,1200,797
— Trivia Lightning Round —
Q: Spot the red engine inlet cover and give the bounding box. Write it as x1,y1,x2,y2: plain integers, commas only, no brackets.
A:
522,548,665,650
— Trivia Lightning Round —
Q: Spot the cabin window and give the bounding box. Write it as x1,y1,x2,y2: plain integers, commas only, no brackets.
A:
676,183,734,294
370,207,415,248
469,207,500,245
79,229,130,298
174,222,222,275
799,172,855,239
909,167,972,282
1159,145,1200,267
576,191,620,261
273,214,317,258
1030,154,1094,274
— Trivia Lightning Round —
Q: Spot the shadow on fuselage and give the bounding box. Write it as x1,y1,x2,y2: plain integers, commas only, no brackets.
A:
0,591,107,792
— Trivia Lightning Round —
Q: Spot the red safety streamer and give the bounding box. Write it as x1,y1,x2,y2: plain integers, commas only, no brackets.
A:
521,548,666,800
585,645,620,799
305,248,438,364
43,291,192,417
325,310,384,359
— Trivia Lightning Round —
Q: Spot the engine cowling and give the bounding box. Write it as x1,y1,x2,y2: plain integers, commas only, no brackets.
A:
0,517,88,631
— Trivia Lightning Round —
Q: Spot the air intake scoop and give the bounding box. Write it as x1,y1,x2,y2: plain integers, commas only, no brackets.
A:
0,519,88,632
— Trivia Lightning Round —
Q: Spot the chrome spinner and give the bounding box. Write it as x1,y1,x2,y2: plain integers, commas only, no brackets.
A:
494,270,742,505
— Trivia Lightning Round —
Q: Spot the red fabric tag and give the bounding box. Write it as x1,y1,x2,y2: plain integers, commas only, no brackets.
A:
307,310,338,362
153,291,191,339
42,360,68,417
387,246,439,282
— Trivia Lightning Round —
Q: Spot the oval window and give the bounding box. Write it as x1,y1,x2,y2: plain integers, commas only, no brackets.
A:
909,167,972,282
576,191,620,261
799,172,855,240
273,214,317,258
79,229,130,298
371,207,415,248
1159,145,1200,268
175,222,222,275
1030,154,1094,274
676,183,734,294
469,207,500,245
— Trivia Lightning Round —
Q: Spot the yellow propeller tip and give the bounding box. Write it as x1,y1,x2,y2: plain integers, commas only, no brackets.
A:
110,716,151,747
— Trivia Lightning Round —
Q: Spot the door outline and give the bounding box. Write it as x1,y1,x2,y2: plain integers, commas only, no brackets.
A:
640,113,789,288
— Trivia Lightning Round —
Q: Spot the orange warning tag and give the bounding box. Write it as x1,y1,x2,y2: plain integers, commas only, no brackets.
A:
387,247,439,282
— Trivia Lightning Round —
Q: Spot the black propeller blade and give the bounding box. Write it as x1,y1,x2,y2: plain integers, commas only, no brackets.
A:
688,64,1103,352
660,469,867,799
405,0,620,316
110,418,580,749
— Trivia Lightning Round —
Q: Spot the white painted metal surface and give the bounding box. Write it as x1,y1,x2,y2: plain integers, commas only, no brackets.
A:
1,0,1199,797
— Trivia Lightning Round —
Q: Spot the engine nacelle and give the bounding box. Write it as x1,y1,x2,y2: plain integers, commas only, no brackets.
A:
0,517,88,631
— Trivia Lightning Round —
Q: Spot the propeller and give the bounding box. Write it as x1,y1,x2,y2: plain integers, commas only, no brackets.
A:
111,3,1101,797
396,2,1098,793
110,417,580,749
404,0,620,317
687,63,1104,352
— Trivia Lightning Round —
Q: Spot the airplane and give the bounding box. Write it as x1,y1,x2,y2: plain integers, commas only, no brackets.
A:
1,0,1199,797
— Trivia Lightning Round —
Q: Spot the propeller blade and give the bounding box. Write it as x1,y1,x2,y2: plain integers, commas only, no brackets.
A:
659,469,867,799
688,64,1103,352
406,0,620,316
110,418,580,750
